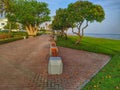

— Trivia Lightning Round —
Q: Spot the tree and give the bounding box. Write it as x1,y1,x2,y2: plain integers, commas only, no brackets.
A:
67,1,105,44
0,0,13,16
6,0,50,36
4,22,19,30
52,8,70,39
0,0,18,33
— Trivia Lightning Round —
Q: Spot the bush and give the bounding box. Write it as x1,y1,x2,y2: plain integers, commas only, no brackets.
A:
0,37,23,44
0,31,28,44
0,33,11,39
37,29,51,35
10,31,28,37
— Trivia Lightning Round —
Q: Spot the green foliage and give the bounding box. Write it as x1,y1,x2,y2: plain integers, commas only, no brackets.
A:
4,22,19,29
0,33,11,39
0,31,27,38
0,31,27,44
0,37,23,44
10,31,28,37
6,0,50,26
68,1,105,23
3,0,51,36
57,36,120,89
52,8,70,30
52,1,105,43
37,29,51,35
0,0,13,15
67,1,105,44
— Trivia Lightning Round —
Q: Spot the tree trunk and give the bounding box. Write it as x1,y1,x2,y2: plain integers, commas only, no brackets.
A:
9,22,11,34
26,24,38,37
60,29,67,39
75,35,83,45
72,21,89,45
61,30,64,37
64,31,67,39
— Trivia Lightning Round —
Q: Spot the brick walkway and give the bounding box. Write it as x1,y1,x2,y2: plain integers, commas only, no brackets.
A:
0,35,110,90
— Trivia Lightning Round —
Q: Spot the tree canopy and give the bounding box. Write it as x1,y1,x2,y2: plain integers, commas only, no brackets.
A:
4,0,50,36
67,1,105,44
52,8,70,38
0,0,13,16
4,22,19,30
52,1,105,44
52,8,69,30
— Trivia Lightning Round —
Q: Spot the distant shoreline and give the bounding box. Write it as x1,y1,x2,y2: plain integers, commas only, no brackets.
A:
85,33,120,35
67,33,120,40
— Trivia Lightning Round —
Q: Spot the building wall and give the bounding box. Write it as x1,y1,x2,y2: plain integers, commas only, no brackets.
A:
39,16,54,30
39,21,51,30
0,18,8,30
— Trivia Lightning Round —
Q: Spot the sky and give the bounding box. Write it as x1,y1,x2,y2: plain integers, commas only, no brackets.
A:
38,0,120,34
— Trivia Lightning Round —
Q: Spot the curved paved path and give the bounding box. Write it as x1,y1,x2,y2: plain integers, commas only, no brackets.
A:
0,35,110,90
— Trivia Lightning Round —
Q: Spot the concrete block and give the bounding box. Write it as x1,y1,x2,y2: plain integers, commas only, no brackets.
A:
54,35,57,41
48,57,63,75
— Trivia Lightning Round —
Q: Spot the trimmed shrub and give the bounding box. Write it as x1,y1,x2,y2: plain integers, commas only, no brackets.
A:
0,33,11,39
0,37,23,44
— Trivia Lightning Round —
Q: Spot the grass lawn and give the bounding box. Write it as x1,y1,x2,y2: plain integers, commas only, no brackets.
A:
57,36,120,90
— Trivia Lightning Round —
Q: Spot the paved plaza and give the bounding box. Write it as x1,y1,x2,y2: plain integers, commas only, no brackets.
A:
0,35,110,90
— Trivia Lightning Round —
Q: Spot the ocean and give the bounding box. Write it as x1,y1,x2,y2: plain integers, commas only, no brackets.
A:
84,33,120,40
67,29,120,40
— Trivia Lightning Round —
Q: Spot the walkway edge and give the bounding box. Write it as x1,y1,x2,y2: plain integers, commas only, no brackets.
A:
77,57,111,90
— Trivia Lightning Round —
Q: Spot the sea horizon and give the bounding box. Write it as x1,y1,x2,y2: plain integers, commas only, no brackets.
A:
67,33,120,40
85,33,120,40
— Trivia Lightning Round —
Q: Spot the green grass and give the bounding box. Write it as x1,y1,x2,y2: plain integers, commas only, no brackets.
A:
57,36,120,90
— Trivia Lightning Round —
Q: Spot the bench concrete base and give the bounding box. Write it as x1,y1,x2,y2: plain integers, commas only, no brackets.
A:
48,57,63,75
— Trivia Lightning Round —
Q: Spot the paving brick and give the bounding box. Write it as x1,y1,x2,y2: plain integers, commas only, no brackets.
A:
0,35,110,90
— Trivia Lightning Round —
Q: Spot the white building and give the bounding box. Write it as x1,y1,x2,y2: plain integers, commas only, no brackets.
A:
39,16,54,30
0,16,54,31
0,18,8,30
0,18,20,32
40,21,51,30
